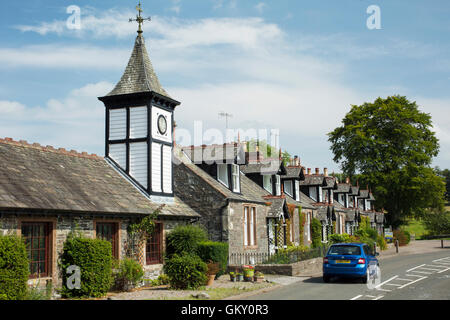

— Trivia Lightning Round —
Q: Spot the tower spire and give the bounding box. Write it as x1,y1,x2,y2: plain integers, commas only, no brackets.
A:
129,2,151,34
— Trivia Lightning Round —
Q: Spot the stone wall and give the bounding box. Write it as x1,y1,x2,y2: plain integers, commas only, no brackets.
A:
253,257,323,277
173,163,229,242
227,202,271,256
0,213,188,287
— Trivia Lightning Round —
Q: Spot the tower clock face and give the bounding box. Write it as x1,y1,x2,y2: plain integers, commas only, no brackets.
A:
157,115,167,135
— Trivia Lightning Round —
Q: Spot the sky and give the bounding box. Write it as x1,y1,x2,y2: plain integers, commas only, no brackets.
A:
0,0,449,173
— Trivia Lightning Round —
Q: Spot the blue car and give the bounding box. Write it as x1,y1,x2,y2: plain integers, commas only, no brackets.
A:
322,243,379,283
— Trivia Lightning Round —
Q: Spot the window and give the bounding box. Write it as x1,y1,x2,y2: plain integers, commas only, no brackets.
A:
146,223,163,265
349,196,354,208
309,186,317,201
231,164,240,192
217,163,229,187
22,222,51,278
244,206,257,247
318,186,323,202
96,222,119,259
263,175,272,194
322,189,328,203
366,200,371,210
339,194,345,206
284,180,293,196
275,175,281,196
328,245,361,255
295,180,300,201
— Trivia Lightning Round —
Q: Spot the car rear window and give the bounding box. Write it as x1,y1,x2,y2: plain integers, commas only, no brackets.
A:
328,245,361,255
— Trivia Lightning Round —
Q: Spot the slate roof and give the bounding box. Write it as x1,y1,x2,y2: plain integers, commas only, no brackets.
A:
0,138,199,218
175,148,270,204
106,34,171,99
358,189,370,199
299,175,325,186
182,144,246,165
349,186,360,196
283,166,304,179
336,183,351,193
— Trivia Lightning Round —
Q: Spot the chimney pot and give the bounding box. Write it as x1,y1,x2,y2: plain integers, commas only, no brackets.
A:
315,168,319,175
294,155,299,166
346,177,350,184
324,168,328,177
307,168,311,175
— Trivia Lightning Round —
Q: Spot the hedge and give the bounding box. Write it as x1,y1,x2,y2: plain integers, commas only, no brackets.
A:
196,241,228,277
166,224,208,258
164,254,208,290
60,235,113,298
0,235,29,300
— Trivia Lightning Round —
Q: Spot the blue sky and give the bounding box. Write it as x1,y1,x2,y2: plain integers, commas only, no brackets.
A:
0,0,449,173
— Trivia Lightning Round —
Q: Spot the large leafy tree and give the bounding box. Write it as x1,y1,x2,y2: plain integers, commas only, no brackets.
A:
328,95,445,228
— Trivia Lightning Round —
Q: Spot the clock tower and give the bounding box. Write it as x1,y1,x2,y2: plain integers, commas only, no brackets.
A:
98,3,179,202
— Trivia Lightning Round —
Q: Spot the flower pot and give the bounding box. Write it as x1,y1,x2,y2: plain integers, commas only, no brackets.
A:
244,276,253,282
230,275,236,282
253,276,264,283
236,274,244,282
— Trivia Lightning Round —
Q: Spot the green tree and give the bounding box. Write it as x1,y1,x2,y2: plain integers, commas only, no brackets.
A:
328,96,445,228
435,167,450,203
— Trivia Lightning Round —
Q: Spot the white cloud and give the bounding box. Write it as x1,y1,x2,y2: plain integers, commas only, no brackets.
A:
0,82,113,153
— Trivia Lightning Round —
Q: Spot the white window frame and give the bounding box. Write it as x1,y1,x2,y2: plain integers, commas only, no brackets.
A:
318,186,323,202
309,186,317,201
295,180,300,201
284,180,293,197
217,163,229,187
263,175,273,194
231,164,240,193
275,175,281,196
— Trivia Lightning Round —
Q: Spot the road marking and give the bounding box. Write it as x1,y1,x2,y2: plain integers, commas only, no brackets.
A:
375,275,398,289
408,270,433,275
373,295,384,300
397,276,427,289
350,295,363,300
406,264,426,272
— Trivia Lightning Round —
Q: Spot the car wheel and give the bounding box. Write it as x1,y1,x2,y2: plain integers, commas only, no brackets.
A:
361,269,369,284
323,275,330,283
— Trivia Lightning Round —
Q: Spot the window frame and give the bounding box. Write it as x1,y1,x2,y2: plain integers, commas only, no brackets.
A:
243,206,257,248
95,221,120,260
146,222,163,265
284,180,293,197
263,175,273,194
217,163,229,187
21,222,51,278
275,175,281,196
231,164,240,193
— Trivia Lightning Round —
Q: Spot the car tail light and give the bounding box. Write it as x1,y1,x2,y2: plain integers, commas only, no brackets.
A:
358,258,365,264
323,257,329,264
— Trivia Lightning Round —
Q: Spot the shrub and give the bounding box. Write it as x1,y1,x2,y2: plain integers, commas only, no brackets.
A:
196,241,228,277
376,235,387,251
166,225,208,258
310,218,323,248
0,235,29,300
393,229,409,246
164,254,208,290
113,258,144,291
60,235,113,298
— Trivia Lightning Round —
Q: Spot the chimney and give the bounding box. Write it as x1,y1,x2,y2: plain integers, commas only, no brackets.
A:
324,168,328,177
315,168,320,175
307,168,311,175
346,177,350,184
294,155,299,166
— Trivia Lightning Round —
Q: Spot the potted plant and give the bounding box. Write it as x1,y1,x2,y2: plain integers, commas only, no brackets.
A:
229,272,236,282
236,272,244,282
206,261,220,286
243,265,255,282
253,271,265,283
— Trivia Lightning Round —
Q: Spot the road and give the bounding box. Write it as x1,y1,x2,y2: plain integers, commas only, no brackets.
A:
242,250,450,300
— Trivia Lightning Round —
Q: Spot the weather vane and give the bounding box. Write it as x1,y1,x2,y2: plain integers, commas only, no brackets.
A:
129,2,151,34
